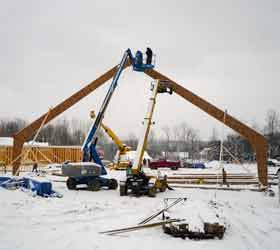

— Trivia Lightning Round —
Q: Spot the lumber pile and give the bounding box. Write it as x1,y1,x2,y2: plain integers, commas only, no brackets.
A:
167,173,277,186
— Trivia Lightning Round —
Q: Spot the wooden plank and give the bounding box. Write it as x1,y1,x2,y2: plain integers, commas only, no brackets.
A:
169,184,265,192
99,219,182,235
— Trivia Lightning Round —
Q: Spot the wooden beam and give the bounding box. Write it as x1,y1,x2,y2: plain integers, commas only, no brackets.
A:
12,62,131,175
144,69,268,186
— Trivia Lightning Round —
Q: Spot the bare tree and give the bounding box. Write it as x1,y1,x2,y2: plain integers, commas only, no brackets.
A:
172,125,181,157
147,129,159,157
126,133,138,150
189,128,199,161
210,127,218,141
265,109,280,136
179,122,191,158
0,118,27,137
162,125,171,158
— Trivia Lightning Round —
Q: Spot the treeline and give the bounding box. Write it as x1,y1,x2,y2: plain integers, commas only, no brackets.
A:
0,118,108,146
0,109,280,161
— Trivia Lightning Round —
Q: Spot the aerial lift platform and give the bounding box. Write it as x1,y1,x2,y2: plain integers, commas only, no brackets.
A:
61,49,155,191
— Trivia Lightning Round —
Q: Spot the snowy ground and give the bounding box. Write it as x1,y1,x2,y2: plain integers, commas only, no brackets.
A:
1,164,280,250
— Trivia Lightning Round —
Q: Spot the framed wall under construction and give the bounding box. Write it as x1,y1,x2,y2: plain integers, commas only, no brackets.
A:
0,145,82,169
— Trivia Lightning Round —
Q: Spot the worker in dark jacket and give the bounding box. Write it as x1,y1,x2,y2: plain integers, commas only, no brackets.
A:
222,168,229,187
146,47,153,65
32,162,38,173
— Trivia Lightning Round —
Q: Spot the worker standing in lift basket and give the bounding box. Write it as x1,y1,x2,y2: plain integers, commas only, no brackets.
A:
146,47,153,65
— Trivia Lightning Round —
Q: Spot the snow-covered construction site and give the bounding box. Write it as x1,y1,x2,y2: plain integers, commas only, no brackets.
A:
1,45,280,249
1,1,280,250
1,164,280,250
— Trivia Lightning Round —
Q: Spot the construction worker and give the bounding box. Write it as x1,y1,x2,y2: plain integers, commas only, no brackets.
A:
135,51,143,66
222,168,229,187
143,158,147,167
126,162,133,176
146,47,153,65
32,162,38,173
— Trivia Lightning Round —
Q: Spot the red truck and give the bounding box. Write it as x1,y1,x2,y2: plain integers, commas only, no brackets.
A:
149,159,181,170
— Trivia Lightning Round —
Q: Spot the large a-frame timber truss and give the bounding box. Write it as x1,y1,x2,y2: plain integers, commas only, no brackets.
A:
11,59,268,186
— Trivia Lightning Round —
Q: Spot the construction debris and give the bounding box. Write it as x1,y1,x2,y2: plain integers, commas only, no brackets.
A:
139,197,186,225
99,219,182,235
163,221,225,239
162,198,226,240
100,197,226,240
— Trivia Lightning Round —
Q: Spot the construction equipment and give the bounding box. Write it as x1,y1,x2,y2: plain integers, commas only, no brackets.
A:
62,49,155,191
90,111,131,170
119,80,173,197
11,48,154,176
11,49,268,188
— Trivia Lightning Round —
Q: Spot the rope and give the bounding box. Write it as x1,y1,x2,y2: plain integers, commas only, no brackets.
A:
12,108,52,175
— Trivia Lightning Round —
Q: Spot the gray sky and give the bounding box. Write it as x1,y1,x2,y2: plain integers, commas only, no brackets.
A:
0,0,279,140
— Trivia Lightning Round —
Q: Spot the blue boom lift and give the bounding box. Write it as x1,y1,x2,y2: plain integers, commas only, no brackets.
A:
62,48,155,191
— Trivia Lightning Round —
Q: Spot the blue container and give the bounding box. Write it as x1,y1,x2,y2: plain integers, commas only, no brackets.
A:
22,178,53,196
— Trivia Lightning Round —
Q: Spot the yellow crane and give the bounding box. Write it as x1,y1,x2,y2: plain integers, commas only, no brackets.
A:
90,111,131,170
119,79,173,197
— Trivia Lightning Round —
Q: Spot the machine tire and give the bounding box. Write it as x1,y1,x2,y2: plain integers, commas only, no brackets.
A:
171,166,178,170
120,184,128,196
108,179,118,190
88,179,101,191
148,186,157,197
66,177,77,190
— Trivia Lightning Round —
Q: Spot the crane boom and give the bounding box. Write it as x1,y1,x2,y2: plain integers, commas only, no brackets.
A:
132,80,172,174
132,81,159,174
119,80,172,196
81,49,132,171
101,124,127,152
90,110,129,153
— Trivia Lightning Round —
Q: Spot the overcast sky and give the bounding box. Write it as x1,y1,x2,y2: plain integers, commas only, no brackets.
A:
0,0,279,140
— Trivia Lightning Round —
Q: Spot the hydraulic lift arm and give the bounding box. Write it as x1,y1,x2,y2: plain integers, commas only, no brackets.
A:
90,111,129,153
144,69,268,186
81,50,132,171
132,80,172,175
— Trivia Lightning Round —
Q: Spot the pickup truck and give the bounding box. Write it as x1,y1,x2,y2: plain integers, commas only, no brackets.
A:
149,159,181,170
